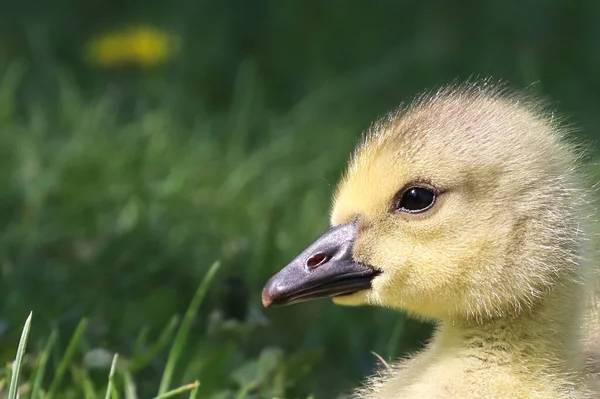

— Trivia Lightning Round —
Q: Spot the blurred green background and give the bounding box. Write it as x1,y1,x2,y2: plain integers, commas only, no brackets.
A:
0,1,599,398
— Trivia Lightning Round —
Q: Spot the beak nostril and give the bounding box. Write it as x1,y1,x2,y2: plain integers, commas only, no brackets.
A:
306,253,331,269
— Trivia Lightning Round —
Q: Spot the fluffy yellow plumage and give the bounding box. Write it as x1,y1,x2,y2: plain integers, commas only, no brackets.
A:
263,82,599,398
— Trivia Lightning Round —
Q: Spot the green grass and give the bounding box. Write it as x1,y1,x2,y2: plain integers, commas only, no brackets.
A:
2,262,216,398
0,61,432,398
8,312,31,399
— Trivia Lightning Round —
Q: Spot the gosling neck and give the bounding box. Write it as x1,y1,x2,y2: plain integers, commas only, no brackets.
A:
436,277,588,374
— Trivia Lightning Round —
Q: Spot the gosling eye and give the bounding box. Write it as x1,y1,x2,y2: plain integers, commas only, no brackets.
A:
395,186,436,213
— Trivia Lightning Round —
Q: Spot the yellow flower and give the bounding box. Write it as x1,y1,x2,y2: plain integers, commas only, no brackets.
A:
85,25,180,68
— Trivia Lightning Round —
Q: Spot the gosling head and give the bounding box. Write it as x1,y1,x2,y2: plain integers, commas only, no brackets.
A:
262,83,587,322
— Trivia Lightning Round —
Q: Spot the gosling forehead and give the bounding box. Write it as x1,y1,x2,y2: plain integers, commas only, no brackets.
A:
331,84,571,225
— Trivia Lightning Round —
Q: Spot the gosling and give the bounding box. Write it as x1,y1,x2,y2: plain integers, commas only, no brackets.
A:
262,82,599,399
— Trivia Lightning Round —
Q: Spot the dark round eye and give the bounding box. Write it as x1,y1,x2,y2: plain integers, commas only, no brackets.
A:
396,187,436,213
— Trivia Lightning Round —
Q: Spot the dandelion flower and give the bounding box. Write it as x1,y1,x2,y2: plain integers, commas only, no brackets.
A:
85,25,180,68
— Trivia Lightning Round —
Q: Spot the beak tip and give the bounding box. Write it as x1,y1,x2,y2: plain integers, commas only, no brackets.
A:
261,290,274,308
261,279,278,307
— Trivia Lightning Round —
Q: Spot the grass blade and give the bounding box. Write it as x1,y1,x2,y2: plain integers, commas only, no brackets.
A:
234,385,251,399
47,318,88,399
154,381,199,399
188,382,199,399
71,366,98,399
105,354,119,399
129,315,180,372
132,326,149,358
123,370,138,399
157,261,220,395
8,312,33,399
31,329,58,399
385,317,405,359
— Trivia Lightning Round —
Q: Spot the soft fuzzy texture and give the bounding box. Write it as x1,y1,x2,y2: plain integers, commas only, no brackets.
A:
328,81,599,398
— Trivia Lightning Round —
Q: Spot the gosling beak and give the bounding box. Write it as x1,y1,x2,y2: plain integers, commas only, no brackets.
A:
262,222,380,307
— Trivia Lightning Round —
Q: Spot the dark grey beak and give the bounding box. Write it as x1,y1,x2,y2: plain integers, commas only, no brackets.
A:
262,222,379,307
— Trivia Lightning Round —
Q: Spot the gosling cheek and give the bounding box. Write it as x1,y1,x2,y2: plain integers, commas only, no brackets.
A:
332,291,369,306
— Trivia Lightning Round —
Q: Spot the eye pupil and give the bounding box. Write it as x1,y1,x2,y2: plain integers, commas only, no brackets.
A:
396,187,436,213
